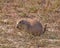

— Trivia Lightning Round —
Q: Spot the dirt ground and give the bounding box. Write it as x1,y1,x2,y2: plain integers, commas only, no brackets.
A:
0,0,60,48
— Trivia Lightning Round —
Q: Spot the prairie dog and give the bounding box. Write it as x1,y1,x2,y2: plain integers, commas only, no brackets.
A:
17,18,46,36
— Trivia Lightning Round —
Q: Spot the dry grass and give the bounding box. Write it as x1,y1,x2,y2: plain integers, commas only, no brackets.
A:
0,0,60,48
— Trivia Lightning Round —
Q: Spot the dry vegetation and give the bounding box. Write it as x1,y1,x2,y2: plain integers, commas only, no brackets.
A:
0,0,60,48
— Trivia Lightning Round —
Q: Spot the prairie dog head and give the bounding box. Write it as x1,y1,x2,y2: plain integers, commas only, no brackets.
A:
17,20,30,31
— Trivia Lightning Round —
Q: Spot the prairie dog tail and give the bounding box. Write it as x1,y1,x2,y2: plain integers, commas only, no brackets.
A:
43,24,47,33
